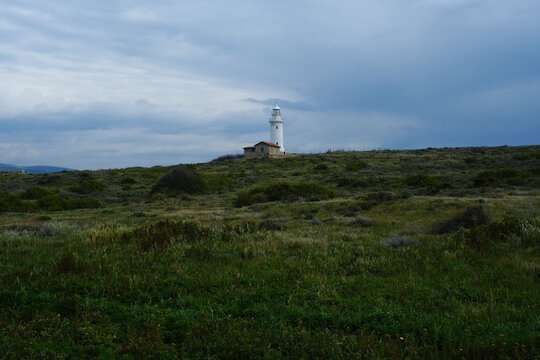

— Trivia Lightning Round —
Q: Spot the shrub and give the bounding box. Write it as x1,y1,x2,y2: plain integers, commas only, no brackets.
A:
234,182,336,207
212,154,244,161
337,176,373,188
381,235,419,248
65,198,102,210
313,163,329,171
151,166,207,195
345,161,368,171
359,190,396,210
472,168,529,187
37,195,102,211
432,206,490,234
454,217,540,249
405,174,442,188
69,179,106,194
37,195,67,211
259,219,287,231
122,220,215,251
57,252,86,273
350,216,374,227
0,192,33,212
120,177,137,185
18,186,53,200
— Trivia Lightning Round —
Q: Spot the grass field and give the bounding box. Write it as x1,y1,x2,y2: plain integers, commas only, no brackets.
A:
1,145,539,359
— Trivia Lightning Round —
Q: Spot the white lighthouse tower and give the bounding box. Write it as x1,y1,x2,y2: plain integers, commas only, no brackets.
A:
269,104,284,152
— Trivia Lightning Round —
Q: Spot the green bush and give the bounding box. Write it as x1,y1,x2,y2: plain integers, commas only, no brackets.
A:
69,179,106,194
454,217,540,249
359,190,397,210
122,220,216,251
405,174,442,188
313,163,329,171
120,177,137,185
0,192,33,212
18,186,53,200
234,182,336,207
472,168,529,187
151,166,207,195
345,161,368,171
337,176,373,188
432,206,490,234
37,195,67,211
37,195,102,211
65,198,102,210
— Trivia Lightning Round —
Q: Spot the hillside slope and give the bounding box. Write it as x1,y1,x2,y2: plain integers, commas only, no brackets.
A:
0,145,539,359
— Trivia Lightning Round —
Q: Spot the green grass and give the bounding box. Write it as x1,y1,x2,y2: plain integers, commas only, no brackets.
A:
0,145,539,359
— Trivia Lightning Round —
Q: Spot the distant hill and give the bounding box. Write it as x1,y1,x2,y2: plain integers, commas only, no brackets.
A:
0,164,75,174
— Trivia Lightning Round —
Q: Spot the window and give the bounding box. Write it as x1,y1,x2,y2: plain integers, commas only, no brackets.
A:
251,148,255,152
261,147,264,152
276,126,278,129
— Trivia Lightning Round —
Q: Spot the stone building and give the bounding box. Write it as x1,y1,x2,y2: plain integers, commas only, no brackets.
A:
243,141,281,158
0,170,25,176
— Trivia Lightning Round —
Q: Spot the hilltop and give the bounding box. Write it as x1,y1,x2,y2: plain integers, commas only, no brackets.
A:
0,163,75,174
0,145,539,359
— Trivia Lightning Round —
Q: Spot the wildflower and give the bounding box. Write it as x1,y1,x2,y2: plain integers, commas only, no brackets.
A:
399,337,404,341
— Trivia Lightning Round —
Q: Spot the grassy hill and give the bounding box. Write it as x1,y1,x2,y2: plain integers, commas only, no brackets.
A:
0,145,539,359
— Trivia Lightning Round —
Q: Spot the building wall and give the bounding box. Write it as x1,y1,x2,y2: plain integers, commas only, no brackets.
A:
270,122,284,152
0,170,25,176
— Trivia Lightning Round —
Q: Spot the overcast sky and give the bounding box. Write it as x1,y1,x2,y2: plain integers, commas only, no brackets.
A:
1,0,539,169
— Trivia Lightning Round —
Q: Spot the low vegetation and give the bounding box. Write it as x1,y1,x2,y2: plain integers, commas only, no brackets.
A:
0,145,538,359
234,181,336,207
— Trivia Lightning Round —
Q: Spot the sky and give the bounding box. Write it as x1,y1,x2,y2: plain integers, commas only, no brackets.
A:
1,0,539,169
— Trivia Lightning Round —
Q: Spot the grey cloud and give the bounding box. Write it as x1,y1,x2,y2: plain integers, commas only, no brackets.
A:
0,0,539,168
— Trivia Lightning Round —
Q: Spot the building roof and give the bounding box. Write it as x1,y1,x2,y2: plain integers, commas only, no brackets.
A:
255,141,280,148
243,146,255,149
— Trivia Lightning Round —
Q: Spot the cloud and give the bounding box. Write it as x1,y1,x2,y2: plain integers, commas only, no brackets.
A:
0,0,539,168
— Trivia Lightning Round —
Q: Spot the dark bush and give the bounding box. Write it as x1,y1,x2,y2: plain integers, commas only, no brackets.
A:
120,177,137,185
57,252,86,273
37,174,61,185
381,235,419,248
69,179,106,194
345,161,368,171
259,219,287,231
0,192,33,212
37,195,67,211
472,168,529,187
359,190,396,210
212,154,244,161
151,166,207,195
432,206,490,234
19,186,53,200
405,174,442,188
337,176,373,188
350,216,374,227
234,182,336,207
313,163,329,171
122,220,215,251
454,217,539,249
36,195,102,211
65,198,102,210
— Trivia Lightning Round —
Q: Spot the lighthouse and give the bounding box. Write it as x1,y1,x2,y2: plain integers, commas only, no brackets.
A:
269,105,284,152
